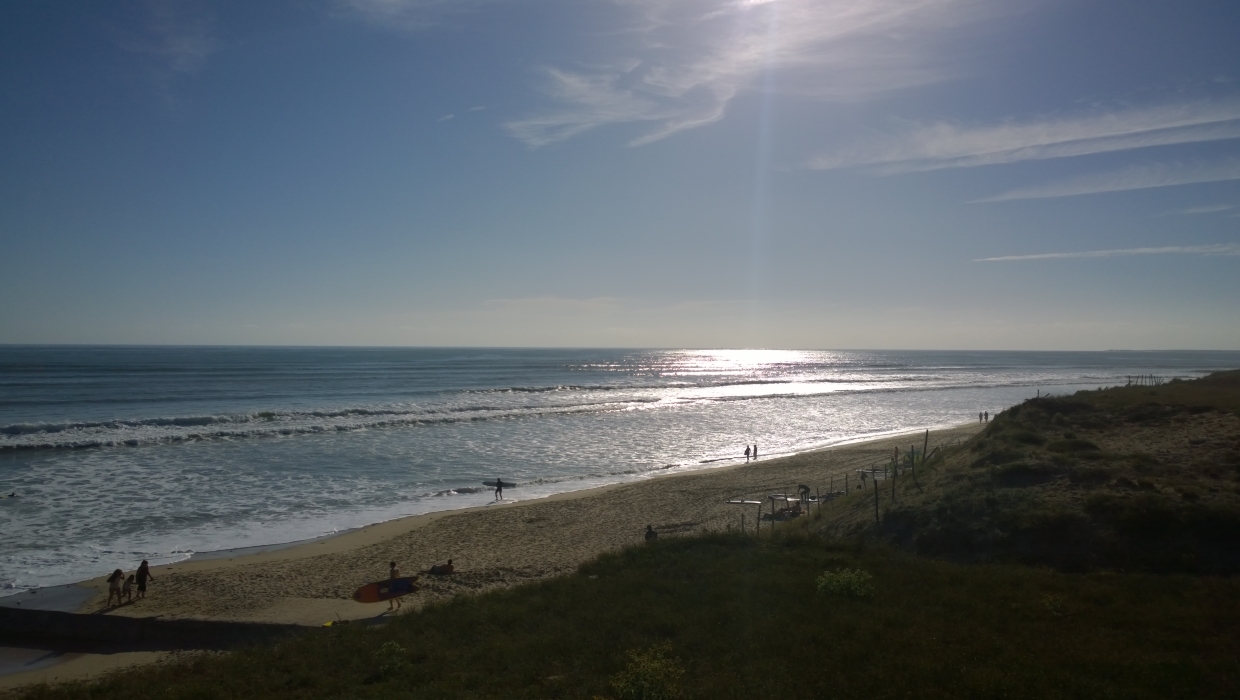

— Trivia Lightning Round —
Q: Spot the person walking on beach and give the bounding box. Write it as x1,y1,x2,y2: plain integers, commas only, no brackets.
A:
122,574,135,603
744,445,751,462
753,443,758,460
493,479,504,501
106,569,125,607
135,560,154,600
979,412,983,423
984,411,989,422
388,561,402,611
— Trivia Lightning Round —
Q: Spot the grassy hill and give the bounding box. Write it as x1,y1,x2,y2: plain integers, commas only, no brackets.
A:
816,370,1240,573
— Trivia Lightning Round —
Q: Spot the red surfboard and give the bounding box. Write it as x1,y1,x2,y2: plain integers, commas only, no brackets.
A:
352,576,420,603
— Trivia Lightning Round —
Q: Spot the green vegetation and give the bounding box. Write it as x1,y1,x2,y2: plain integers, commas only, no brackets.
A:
13,371,1240,698
815,567,873,598
819,370,1240,574
14,533,1240,699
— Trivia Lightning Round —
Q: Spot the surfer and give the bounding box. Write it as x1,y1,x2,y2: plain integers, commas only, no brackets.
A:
429,559,454,575
136,560,154,600
494,479,504,501
388,562,402,610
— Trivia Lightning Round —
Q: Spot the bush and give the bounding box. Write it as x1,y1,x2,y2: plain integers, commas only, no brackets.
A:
608,642,684,700
816,568,874,598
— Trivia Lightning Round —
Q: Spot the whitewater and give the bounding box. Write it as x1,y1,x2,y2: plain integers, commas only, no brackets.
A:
2,346,1238,593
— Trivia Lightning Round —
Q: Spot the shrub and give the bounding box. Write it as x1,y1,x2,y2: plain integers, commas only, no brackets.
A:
609,642,684,700
816,568,874,598
374,641,409,678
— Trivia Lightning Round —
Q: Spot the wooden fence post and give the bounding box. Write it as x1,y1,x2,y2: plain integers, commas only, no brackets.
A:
892,454,898,500
873,477,880,525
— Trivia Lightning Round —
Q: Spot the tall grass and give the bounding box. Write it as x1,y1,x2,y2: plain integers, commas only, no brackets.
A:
16,533,1240,699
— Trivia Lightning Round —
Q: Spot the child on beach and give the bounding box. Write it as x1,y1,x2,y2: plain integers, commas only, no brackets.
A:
123,574,135,603
136,560,154,599
106,569,125,607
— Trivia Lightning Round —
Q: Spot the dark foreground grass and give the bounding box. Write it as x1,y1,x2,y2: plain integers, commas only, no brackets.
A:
15,533,1240,699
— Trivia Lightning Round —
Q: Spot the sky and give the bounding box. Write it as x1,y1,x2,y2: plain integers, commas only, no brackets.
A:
1,0,1238,350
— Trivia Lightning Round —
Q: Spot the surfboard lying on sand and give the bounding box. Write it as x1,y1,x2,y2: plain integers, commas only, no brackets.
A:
352,576,419,604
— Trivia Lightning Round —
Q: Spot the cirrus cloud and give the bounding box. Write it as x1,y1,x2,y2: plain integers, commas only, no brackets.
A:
506,0,1014,147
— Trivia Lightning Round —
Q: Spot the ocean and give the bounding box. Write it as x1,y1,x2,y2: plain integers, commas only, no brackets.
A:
2,346,1238,593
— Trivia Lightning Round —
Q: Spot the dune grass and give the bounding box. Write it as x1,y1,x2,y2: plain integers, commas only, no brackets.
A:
14,531,1240,699
814,370,1240,574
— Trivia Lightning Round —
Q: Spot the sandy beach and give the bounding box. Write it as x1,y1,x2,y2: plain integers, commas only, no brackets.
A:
2,423,987,688
1,424,982,690
79,423,981,625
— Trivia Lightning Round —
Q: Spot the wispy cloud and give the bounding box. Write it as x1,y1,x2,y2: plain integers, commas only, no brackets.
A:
438,113,455,121
506,0,1009,147
809,100,1240,172
336,0,489,29
971,158,1240,202
114,0,220,76
975,244,1240,262
1156,204,1235,216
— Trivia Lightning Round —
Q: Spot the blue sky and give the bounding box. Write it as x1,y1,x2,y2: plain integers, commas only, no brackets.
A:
1,0,1238,349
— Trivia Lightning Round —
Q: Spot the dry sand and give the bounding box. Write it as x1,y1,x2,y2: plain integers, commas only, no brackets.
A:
82,423,982,626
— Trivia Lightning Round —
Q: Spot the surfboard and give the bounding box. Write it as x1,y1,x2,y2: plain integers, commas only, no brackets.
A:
351,576,419,604
482,480,514,488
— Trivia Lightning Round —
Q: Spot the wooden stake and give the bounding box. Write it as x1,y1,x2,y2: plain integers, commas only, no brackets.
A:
892,454,898,500
873,477,880,525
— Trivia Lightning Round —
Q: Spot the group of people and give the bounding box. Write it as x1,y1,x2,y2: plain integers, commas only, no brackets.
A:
384,558,455,611
105,559,154,607
743,443,759,462
979,411,990,422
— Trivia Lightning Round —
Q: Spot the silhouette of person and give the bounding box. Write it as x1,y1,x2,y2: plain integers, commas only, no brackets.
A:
388,561,402,610
984,411,989,422
744,445,751,462
753,443,758,460
106,569,125,607
135,560,154,600
979,412,983,423
645,525,658,543
494,479,504,501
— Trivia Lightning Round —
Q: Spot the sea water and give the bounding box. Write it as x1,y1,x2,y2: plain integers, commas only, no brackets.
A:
2,346,1237,592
